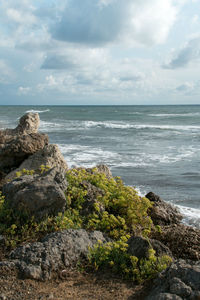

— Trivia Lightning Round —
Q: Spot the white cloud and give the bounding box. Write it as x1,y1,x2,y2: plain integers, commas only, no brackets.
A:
18,86,31,95
0,60,15,83
51,0,179,47
163,36,200,69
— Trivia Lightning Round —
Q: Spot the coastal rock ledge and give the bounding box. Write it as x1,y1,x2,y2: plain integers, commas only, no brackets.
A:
0,112,200,299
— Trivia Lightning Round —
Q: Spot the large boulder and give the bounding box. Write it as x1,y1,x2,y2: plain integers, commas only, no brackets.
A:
146,192,182,226
0,113,48,174
146,259,200,300
6,144,68,182
8,229,109,280
2,167,67,221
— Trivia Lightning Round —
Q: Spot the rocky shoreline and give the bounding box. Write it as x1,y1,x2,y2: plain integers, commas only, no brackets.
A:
0,113,199,300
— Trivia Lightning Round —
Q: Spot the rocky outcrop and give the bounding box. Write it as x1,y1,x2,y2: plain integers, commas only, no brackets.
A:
151,224,200,261
8,229,109,280
127,236,172,260
146,192,182,226
6,144,68,182
0,113,48,174
0,113,40,141
0,133,49,173
3,167,68,221
146,260,200,300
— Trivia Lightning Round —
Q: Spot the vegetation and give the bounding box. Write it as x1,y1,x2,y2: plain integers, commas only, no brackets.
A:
0,167,171,282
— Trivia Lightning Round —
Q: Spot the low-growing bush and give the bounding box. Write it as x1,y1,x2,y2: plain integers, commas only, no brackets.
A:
0,167,171,281
88,236,172,282
66,168,153,239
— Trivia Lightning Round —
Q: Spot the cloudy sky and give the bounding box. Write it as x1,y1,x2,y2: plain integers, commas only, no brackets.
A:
0,0,200,105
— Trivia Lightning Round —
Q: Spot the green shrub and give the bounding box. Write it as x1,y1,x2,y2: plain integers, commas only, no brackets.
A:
88,236,172,282
66,168,153,239
0,167,172,281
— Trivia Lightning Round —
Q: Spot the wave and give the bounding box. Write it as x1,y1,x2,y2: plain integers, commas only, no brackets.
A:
149,112,200,117
176,205,200,229
26,109,50,113
83,121,200,131
57,143,119,168
39,120,64,132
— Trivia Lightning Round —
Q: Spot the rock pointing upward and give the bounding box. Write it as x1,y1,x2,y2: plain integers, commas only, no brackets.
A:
15,113,40,135
0,113,48,174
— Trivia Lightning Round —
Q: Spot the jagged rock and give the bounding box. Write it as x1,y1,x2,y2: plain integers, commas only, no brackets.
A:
9,229,109,280
0,133,49,173
2,167,67,221
0,113,48,174
146,192,182,226
146,259,200,300
95,165,113,178
6,144,68,181
151,224,200,261
0,113,40,139
127,236,172,260
85,164,113,179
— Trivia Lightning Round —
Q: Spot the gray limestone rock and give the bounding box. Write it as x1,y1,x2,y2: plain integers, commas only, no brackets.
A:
6,144,68,182
3,167,67,221
146,259,200,300
9,229,109,280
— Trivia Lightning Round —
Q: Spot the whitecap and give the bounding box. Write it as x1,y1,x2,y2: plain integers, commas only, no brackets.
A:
176,205,200,228
26,109,50,113
39,120,64,132
82,121,200,132
149,112,200,117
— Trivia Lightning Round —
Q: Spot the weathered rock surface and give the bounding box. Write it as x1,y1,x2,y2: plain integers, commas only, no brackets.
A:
127,236,172,260
6,144,68,181
9,229,109,280
3,167,68,221
151,224,200,261
146,259,200,300
0,113,40,141
85,164,113,179
0,113,48,174
0,133,49,173
146,192,182,226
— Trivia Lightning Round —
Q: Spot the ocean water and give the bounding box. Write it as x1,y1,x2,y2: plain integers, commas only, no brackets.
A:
0,105,200,228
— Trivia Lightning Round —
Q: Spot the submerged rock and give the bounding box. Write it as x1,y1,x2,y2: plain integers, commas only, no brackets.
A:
3,167,67,221
9,229,109,280
146,192,182,226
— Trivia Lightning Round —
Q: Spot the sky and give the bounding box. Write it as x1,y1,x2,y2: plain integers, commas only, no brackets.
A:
0,0,200,105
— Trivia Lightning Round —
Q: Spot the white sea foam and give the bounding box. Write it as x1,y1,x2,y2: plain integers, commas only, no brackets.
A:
39,120,64,132
149,112,200,117
83,121,200,131
176,205,200,228
26,109,50,113
58,143,119,168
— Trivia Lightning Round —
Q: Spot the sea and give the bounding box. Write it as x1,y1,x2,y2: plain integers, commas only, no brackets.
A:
0,105,200,228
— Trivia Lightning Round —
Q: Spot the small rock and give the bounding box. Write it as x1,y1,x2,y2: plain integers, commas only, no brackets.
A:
169,277,192,297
